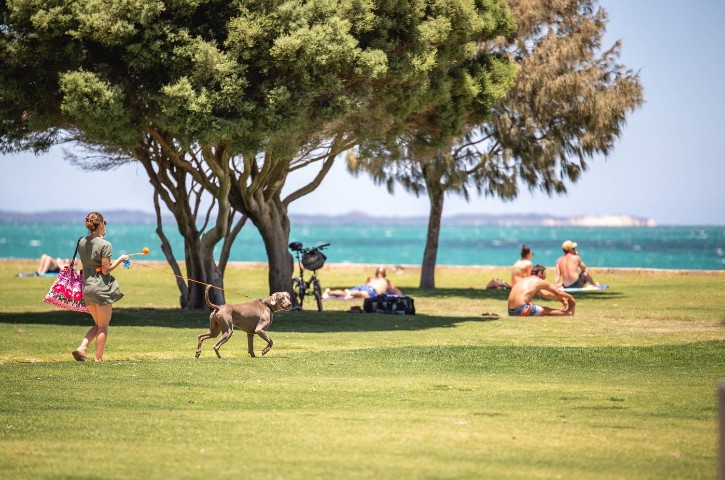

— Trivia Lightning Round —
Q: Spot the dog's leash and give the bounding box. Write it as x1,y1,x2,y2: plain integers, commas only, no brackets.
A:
131,260,257,300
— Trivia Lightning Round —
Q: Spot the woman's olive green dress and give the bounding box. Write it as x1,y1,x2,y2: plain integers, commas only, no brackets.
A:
78,236,124,305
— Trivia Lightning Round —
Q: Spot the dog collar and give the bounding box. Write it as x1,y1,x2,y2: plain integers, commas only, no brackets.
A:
261,300,273,312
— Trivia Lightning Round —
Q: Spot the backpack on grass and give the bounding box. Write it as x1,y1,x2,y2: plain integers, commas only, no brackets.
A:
363,294,416,315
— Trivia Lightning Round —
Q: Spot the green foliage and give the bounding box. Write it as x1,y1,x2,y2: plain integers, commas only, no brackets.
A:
346,0,644,288
59,70,140,147
2,0,513,159
0,260,723,478
4,0,616,296
69,0,165,45
350,0,644,201
481,0,645,197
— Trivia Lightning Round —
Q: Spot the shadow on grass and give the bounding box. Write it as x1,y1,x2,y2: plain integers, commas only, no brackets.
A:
283,292,633,333
558,291,625,301
0,309,207,329
404,287,626,302
0,287,620,332
0,308,502,333
277,311,502,333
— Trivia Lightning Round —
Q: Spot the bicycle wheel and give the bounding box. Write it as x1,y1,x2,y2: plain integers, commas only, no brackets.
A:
313,278,323,312
291,277,305,310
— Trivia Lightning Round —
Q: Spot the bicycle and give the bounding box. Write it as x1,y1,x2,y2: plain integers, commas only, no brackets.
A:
288,241,330,312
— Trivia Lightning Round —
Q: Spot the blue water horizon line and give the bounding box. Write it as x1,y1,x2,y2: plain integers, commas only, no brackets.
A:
0,207,693,226
1,220,723,271
3,207,724,227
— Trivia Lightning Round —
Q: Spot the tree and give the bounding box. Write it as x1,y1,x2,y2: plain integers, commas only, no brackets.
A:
348,0,644,289
220,0,517,293
2,0,518,300
0,0,375,305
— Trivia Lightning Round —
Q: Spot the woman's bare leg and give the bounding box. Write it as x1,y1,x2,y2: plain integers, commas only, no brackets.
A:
75,304,114,360
323,288,348,299
75,305,98,354
37,254,52,274
92,305,113,361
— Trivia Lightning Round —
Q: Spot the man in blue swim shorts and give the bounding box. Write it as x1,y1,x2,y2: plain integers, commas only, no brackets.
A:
323,267,398,300
507,303,544,317
507,265,576,317
348,284,378,299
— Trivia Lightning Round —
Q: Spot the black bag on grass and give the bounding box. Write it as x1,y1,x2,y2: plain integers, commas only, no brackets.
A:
363,294,416,315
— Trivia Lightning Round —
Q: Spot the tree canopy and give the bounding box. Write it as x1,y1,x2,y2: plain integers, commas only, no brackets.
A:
1,0,517,304
348,0,644,288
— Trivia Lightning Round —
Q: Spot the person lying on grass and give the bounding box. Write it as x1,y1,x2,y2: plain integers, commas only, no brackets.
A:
323,266,401,300
508,264,575,317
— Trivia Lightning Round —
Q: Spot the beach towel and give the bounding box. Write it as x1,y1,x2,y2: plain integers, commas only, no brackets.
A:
16,272,59,277
561,285,609,292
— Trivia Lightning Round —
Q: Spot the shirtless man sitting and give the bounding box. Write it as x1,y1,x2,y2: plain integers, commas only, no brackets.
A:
508,265,575,317
554,240,599,289
323,266,398,299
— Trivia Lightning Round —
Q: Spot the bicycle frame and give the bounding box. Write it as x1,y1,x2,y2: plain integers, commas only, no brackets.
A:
289,242,329,312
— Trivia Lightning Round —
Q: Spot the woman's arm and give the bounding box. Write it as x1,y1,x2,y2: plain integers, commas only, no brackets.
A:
99,254,129,275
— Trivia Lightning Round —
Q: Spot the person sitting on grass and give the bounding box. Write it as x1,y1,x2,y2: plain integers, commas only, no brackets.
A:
511,244,534,286
36,254,72,275
555,240,599,289
323,266,400,299
508,265,576,317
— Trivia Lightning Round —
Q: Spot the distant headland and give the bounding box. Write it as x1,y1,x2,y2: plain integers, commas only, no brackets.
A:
292,212,657,227
0,210,657,227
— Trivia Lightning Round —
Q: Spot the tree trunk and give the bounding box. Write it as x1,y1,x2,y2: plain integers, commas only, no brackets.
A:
419,169,445,290
137,137,231,310
247,196,294,295
229,143,345,297
219,212,247,272
181,235,224,310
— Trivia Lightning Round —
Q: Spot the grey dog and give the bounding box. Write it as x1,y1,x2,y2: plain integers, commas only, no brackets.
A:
195,285,292,358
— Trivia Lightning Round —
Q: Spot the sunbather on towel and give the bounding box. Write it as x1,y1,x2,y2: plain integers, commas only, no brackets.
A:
508,265,575,316
323,266,399,299
36,254,72,275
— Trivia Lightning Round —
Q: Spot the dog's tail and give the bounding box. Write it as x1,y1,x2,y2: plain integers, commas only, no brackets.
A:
205,284,221,311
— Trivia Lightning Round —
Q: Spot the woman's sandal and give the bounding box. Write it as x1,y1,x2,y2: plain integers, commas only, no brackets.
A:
72,350,87,362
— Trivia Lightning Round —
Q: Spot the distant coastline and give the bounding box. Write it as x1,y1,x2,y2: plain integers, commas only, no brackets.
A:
2,217,722,269
0,209,657,227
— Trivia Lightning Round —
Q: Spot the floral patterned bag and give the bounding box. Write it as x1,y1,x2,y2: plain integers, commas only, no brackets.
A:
42,237,89,313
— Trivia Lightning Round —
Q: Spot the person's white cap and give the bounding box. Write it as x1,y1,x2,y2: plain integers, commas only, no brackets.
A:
562,240,578,251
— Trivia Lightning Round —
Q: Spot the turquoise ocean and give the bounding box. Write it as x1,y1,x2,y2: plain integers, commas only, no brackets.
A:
1,223,723,271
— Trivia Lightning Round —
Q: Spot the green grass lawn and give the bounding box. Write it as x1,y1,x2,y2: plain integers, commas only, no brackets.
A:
0,260,724,479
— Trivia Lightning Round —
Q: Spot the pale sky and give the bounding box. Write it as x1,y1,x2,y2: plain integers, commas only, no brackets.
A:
1,0,724,226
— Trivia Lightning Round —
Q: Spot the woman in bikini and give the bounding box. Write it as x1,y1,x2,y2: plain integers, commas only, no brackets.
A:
511,244,534,286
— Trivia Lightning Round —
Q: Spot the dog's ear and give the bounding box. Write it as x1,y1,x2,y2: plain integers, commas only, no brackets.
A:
269,292,285,307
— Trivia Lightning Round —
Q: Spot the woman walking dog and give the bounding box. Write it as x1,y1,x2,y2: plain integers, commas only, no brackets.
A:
72,212,129,362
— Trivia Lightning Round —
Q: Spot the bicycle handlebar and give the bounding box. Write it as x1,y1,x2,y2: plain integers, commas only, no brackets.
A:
291,242,330,254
